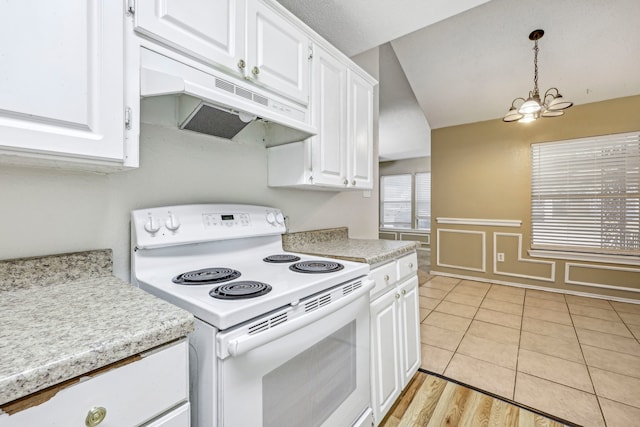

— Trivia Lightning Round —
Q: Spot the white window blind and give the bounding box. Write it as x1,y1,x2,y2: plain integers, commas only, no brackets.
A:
531,131,640,255
415,172,431,230
380,174,412,229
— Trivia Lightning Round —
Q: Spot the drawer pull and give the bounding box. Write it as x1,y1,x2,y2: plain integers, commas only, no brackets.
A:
408,262,414,268
384,274,390,281
85,407,107,427
395,293,400,299
402,289,407,295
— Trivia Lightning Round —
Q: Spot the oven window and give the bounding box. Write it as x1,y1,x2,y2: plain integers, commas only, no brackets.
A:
262,321,357,427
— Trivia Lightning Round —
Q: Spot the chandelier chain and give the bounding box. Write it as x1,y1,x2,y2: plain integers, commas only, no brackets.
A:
533,39,539,97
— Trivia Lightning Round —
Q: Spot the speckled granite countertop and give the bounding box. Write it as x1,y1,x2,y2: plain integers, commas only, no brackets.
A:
283,227,419,266
0,250,194,406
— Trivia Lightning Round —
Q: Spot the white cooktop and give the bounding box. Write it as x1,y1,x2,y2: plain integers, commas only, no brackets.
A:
131,204,369,330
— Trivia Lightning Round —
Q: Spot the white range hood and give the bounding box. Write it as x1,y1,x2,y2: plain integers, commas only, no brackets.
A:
140,48,316,146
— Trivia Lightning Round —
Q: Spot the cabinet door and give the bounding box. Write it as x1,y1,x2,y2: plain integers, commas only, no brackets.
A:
309,47,348,187
370,289,402,425
347,71,374,189
0,0,128,164
246,0,310,105
399,276,421,386
135,0,246,75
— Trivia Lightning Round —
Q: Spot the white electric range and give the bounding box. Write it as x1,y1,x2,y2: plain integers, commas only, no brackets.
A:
131,204,373,427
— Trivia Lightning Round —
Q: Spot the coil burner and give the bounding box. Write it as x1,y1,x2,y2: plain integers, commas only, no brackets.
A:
210,281,272,299
172,268,241,285
289,260,344,274
263,254,302,263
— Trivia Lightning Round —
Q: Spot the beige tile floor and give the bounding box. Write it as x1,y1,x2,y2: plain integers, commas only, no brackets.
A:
419,275,640,427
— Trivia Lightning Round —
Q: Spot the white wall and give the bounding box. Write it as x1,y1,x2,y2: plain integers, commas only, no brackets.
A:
0,46,382,281
378,43,431,160
0,122,378,280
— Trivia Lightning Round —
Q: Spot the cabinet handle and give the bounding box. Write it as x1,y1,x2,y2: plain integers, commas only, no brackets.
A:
343,178,348,185
395,293,400,299
252,66,260,76
384,274,390,281
351,180,356,186
237,59,246,70
402,289,407,295
85,407,107,427
408,262,414,268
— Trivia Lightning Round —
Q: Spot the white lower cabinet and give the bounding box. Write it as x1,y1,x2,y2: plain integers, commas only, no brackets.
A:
0,340,189,427
370,253,420,425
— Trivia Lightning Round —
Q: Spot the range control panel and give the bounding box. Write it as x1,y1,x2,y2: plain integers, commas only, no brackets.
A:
132,204,286,249
203,212,251,228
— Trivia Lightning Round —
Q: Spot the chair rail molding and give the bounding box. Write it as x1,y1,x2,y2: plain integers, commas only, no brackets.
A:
436,218,522,227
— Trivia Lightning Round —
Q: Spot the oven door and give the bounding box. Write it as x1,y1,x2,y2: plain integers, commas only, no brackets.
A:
216,279,373,427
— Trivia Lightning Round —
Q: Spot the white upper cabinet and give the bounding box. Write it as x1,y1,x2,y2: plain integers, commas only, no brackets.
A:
267,43,375,191
348,71,374,189
0,0,136,170
134,0,247,76
134,0,309,106
309,47,348,187
246,0,310,105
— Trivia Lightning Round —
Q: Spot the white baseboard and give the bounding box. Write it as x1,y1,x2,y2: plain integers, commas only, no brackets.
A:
429,269,640,304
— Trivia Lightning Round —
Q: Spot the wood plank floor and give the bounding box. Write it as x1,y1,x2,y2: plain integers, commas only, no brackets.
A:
380,371,568,427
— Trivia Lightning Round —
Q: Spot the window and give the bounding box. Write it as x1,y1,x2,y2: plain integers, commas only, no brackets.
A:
531,131,640,255
380,172,431,230
415,172,431,229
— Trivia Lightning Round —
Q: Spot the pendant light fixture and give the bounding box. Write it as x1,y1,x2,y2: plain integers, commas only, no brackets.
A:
503,29,573,123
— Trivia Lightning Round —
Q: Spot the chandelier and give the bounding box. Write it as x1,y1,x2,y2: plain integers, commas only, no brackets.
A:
503,29,573,123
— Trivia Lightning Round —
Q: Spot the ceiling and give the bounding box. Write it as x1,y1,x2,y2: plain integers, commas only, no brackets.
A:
276,0,640,130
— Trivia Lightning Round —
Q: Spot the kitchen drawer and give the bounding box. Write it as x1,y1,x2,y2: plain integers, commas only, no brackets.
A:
1,340,189,427
143,402,190,427
397,252,418,282
369,261,398,299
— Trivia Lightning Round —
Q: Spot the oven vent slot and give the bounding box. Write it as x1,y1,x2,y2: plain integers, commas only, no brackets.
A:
248,312,289,335
342,280,363,296
304,294,332,312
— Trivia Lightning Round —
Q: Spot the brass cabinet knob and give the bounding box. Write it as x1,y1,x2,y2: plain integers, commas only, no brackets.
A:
237,59,246,70
85,407,107,427
252,66,260,76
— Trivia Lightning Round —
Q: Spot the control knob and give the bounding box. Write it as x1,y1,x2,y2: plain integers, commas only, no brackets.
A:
143,215,161,234
266,212,276,224
165,213,180,231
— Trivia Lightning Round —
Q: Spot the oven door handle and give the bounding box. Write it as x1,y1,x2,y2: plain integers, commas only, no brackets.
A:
222,279,374,358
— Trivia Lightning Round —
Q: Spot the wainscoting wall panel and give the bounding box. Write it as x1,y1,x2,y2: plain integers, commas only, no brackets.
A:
436,229,485,272
565,263,640,293
431,217,640,300
493,233,555,282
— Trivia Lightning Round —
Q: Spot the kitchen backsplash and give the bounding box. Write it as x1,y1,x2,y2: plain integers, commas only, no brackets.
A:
0,249,112,292
282,227,349,248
